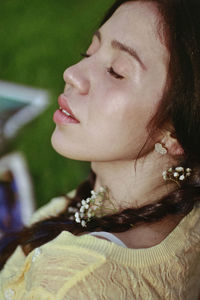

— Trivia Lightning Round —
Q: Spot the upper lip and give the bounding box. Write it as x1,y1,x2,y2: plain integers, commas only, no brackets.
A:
58,94,79,122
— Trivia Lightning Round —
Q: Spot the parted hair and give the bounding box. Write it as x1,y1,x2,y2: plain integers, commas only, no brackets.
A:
1,0,200,270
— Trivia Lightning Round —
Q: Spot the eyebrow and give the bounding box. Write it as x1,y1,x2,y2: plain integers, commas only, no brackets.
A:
94,30,147,71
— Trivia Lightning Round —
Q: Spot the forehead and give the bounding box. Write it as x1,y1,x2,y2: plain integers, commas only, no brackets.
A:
101,1,169,66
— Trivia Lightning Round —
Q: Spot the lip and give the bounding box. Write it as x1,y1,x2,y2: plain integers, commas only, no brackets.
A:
58,94,79,122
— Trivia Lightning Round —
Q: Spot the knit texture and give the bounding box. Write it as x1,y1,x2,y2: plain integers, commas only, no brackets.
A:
1,195,200,299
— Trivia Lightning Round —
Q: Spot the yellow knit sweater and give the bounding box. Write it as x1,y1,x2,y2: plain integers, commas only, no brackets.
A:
1,195,200,300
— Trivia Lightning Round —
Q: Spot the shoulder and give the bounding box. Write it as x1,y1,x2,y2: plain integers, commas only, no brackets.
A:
29,190,76,225
9,232,108,299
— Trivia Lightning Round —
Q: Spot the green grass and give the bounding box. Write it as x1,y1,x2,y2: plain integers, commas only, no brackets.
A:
0,0,114,208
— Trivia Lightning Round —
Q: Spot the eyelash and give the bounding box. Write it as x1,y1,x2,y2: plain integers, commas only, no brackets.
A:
80,53,124,80
80,53,90,58
107,67,124,79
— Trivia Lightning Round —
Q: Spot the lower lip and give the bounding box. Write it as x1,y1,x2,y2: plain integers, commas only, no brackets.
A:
53,109,80,125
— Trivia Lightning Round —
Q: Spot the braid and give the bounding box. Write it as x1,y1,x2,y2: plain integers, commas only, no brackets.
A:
87,187,198,233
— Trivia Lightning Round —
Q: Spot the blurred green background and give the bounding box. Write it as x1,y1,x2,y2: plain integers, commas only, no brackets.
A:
0,0,114,208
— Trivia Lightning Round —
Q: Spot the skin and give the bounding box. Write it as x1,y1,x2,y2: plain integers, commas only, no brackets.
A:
52,1,170,162
52,1,184,248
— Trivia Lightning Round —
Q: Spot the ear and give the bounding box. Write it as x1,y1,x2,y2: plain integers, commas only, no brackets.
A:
162,131,184,156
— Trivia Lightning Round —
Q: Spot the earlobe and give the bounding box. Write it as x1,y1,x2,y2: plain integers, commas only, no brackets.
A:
167,141,184,156
162,132,184,156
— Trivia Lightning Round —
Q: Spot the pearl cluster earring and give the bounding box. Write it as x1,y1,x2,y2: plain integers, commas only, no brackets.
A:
162,166,192,187
155,143,168,155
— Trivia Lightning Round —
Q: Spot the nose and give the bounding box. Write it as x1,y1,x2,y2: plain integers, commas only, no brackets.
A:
63,63,90,95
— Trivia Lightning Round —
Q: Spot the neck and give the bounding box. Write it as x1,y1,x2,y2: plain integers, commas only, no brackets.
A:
91,150,177,213
91,151,185,249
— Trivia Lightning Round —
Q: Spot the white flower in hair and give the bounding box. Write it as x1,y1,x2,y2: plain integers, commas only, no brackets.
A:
76,187,116,227
67,186,118,227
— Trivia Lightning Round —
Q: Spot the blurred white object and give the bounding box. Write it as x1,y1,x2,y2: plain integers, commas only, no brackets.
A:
0,80,49,140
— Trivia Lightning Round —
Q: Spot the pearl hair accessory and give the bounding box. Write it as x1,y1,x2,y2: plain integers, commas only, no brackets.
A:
162,166,192,187
155,143,168,155
67,186,116,228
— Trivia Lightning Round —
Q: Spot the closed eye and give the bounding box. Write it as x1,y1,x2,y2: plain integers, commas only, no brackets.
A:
80,53,124,80
107,67,124,80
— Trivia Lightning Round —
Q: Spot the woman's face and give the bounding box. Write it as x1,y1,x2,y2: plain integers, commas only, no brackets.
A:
51,1,170,161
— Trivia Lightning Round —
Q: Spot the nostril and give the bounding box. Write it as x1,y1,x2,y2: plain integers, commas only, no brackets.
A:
79,80,90,95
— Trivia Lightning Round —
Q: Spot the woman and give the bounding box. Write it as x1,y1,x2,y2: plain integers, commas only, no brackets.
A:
1,0,200,299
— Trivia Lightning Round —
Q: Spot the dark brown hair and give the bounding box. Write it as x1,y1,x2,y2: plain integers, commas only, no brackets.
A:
1,0,200,270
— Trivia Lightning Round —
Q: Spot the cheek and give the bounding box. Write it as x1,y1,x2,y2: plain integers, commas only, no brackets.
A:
87,89,151,154
99,85,154,127
94,85,131,117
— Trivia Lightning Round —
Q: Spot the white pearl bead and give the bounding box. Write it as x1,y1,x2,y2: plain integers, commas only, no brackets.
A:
175,167,184,172
173,172,179,177
32,247,42,262
4,289,15,300
179,175,185,180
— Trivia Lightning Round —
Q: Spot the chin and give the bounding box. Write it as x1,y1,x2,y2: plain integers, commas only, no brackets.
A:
51,129,73,159
51,128,88,161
